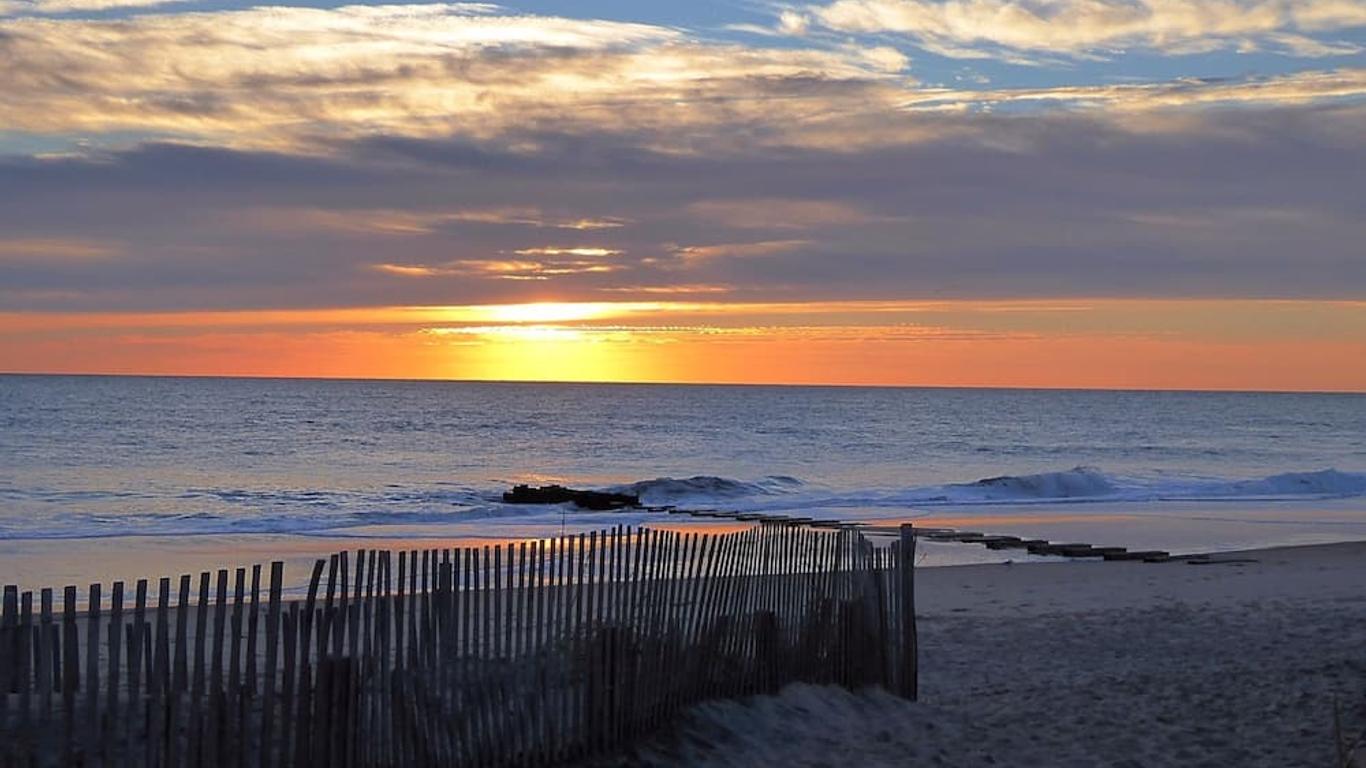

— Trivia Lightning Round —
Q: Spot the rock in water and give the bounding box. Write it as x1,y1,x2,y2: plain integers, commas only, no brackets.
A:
502,484,640,511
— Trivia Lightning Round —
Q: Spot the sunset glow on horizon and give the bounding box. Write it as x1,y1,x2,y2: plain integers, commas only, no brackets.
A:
1,1,1363,391
4,298,1363,391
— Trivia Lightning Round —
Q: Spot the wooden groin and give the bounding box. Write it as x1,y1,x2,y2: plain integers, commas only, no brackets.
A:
855,525,1171,563
0,521,918,767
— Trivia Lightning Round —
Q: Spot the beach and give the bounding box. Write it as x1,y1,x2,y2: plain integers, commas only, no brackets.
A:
1,517,1364,766
606,541,1366,767
3,377,1364,764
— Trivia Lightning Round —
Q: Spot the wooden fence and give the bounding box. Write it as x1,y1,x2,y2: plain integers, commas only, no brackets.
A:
0,521,917,767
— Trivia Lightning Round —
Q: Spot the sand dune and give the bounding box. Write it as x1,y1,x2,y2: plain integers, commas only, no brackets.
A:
603,541,1366,767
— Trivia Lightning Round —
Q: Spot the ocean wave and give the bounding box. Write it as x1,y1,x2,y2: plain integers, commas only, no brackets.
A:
653,467,1366,512
957,467,1118,500
1217,469,1366,498
890,466,1366,506
610,475,802,505
1,467,1362,541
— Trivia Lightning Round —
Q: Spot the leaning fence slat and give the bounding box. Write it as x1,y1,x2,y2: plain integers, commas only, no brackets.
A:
321,553,339,668
37,588,53,732
418,550,429,669
898,523,918,700
516,541,530,661
124,580,146,768
149,577,172,766
709,530,739,699
82,583,101,767
659,533,684,723
603,528,618,749
167,575,188,699
293,559,325,768
403,550,415,671
256,562,282,768
183,571,208,764
61,586,78,766
0,586,13,765
513,540,531,758
496,542,511,664
17,592,33,764
679,532,710,706
479,545,495,764
408,550,420,671
667,532,693,715
102,581,124,767
279,604,298,767
701,531,736,700
227,567,245,765
358,549,375,767
377,551,393,767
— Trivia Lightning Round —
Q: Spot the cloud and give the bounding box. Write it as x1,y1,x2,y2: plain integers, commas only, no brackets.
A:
801,0,1366,60
0,237,117,260
373,256,623,281
512,247,623,257
898,67,1366,112
449,211,628,230
778,9,811,35
0,0,188,16
673,240,813,261
2,1,1363,164
597,284,734,295
853,43,912,72
0,47,1362,314
0,3,916,154
240,208,443,236
234,206,629,235
1262,32,1363,57
685,199,878,229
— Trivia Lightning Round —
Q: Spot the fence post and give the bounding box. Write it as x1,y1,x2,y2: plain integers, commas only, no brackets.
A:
897,523,918,700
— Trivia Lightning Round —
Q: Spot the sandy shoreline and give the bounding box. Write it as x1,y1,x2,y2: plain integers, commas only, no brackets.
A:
603,541,1366,767
4,499,1366,594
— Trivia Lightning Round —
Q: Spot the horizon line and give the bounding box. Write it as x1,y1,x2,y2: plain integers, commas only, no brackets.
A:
3,370,1362,396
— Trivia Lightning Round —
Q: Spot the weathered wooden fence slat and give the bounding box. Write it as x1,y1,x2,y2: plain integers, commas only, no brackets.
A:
0,522,916,767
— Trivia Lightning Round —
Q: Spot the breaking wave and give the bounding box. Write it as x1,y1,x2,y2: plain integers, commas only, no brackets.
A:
1218,469,1366,498
891,466,1366,506
957,467,1119,500
612,475,803,505
618,467,1366,513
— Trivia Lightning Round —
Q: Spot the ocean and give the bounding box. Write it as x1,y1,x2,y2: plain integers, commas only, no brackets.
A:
3,374,1365,582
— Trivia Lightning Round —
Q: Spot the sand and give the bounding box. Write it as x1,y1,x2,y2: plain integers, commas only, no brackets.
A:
600,541,1366,767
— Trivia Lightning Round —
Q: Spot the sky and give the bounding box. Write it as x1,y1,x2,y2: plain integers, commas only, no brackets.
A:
0,0,1363,390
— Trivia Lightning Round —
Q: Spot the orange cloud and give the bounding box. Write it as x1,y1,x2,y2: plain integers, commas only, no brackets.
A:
0,237,118,261
373,260,621,280
235,207,629,235
511,247,623,257
672,240,811,261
